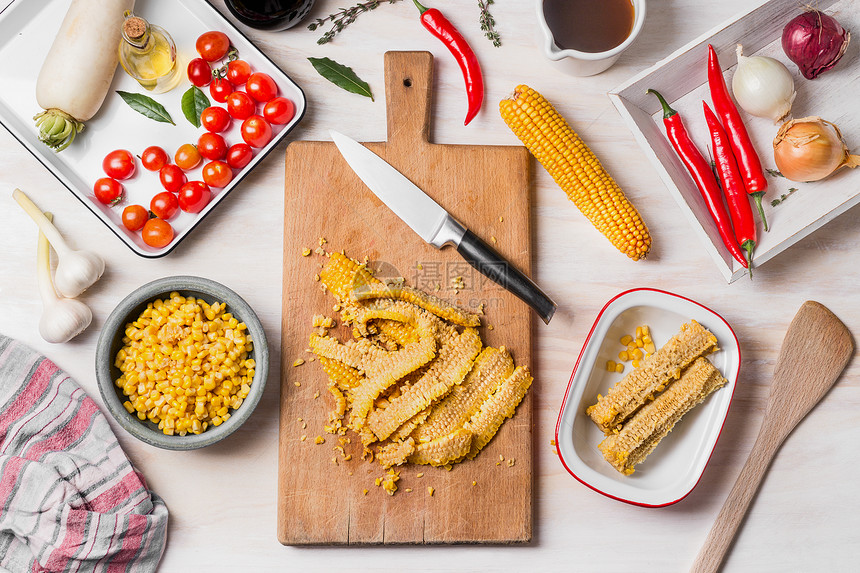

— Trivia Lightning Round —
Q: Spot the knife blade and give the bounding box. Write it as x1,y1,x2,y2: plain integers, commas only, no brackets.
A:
330,130,557,324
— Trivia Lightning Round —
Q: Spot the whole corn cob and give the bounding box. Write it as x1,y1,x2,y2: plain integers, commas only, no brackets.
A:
500,85,651,260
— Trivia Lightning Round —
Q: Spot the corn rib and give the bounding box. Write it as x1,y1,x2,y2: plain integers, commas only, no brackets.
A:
350,284,481,327
367,328,482,441
598,358,727,475
377,437,416,469
408,429,473,467
587,321,718,434
319,251,380,300
412,347,514,444
318,357,363,393
464,366,533,459
500,85,651,260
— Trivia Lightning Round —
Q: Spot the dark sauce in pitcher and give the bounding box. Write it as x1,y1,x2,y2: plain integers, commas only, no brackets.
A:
543,0,635,53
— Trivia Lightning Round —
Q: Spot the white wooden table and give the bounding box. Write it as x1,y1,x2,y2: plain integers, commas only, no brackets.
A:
1,1,858,571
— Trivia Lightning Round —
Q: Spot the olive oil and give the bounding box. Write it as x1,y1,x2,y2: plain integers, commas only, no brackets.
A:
543,0,635,53
118,12,181,93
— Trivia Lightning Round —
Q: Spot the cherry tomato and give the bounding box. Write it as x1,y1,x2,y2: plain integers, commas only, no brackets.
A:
150,191,179,220
227,91,255,120
103,149,136,180
122,204,148,231
196,31,230,62
93,177,123,205
198,133,227,160
187,58,211,87
263,97,295,125
210,77,233,103
201,106,231,133
245,72,278,102
178,181,212,213
175,143,202,170
141,146,168,171
159,164,187,193
142,218,174,248
202,160,233,188
226,143,253,169
241,115,272,148
226,59,251,86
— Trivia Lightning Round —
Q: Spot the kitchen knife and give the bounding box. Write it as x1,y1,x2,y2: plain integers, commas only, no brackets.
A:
330,130,557,324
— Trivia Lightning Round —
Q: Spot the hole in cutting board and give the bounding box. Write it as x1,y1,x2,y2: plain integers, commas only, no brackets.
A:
403,78,412,87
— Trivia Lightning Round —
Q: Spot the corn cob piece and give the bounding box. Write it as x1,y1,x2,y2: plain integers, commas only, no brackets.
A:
318,357,363,393
587,321,718,434
375,318,420,346
350,284,481,327
328,386,347,420
309,334,367,370
500,85,651,261
377,437,416,469
598,358,727,475
464,366,533,459
408,429,473,467
319,251,381,300
391,406,433,442
412,347,514,444
367,328,483,441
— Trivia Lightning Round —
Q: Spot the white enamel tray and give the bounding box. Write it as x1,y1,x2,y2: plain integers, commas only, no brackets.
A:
610,0,859,282
0,0,306,257
555,288,740,507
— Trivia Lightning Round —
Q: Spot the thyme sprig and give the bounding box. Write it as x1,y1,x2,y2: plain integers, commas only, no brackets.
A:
478,0,501,47
308,0,401,45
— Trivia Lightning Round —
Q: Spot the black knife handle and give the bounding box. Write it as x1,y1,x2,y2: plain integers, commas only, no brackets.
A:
456,229,557,324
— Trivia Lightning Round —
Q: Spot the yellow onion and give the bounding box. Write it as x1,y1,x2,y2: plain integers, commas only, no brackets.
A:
773,117,860,182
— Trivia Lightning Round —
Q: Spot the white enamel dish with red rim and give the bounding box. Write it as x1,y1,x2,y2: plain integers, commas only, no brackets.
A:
555,288,740,507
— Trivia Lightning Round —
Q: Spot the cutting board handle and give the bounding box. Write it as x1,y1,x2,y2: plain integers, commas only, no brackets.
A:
384,51,433,151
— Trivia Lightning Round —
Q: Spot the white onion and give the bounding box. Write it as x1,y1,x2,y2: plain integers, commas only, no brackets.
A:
731,44,796,123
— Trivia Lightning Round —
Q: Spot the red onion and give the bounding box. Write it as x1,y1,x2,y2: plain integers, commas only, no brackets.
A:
782,9,850,79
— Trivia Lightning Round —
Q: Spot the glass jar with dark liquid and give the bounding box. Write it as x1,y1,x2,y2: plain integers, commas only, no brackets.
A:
225,0,315,31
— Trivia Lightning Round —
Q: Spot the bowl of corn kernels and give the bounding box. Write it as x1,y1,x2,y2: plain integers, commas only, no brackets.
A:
95,276,268,450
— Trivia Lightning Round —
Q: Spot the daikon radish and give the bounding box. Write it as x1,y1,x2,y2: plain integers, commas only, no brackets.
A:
33,0,134,151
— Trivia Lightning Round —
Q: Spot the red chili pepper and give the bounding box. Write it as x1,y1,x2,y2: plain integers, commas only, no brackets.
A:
413,0,483,125
703,101,756,271
647,90,748,269
707,44,769,231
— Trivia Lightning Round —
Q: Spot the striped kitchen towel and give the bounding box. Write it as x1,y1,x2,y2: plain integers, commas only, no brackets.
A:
0,335,168,573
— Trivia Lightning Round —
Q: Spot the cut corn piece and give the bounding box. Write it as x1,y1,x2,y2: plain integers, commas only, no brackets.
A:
377,437,416,469
464,366,533,459
319,252,381,300
408,429,473,467
499,85,651,260
350,284,481,327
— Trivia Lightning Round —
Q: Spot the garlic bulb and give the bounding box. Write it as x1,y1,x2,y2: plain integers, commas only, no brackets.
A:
13,188,105,298
37,213,92,343
732,44,796,123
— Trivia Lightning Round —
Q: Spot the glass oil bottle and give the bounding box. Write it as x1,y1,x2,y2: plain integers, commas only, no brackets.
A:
118,11,182,93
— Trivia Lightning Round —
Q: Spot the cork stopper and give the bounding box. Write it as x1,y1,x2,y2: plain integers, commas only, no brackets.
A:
122,16,147,40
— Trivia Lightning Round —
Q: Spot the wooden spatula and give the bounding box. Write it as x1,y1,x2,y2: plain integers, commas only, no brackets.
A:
691,301,853,573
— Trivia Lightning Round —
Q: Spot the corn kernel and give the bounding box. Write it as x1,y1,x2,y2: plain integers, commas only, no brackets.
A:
618,350,629,362
620,335,633,345
605,360,616,372
615,363,624,374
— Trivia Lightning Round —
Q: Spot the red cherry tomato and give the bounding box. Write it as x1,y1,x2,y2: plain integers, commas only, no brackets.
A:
263,97,295,125
226,143,253,169
245,72,278,102
103,149,136,180
122,204,148,231
93,177,124,205
227,91,255,120
159,164,187,193
174,143,202,170
150,191,180,220
142,218,174,248
201,106,231,133
241,115,272,148
187,58,212,87
210,77,233,103
198,133,227,161
202,160,233,188
226,59,251,86
196,31,230,62
141,146,168,171
178,181,212,213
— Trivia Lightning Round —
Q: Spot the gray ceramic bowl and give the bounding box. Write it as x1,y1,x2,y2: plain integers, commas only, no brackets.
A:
96,276,268,450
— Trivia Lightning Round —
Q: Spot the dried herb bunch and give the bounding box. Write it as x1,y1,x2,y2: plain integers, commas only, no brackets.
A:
478,0,500,47
308,0,402,45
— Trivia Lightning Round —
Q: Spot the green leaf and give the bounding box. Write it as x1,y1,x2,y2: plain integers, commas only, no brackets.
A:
116,91,175,125
308,57,373,101
181,87,211,128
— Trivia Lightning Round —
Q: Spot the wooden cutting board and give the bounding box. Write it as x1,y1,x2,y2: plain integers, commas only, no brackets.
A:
277,51,533,545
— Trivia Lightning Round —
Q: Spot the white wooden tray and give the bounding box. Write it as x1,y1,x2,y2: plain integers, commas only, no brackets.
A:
610,0,858,282
0,0,306,257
